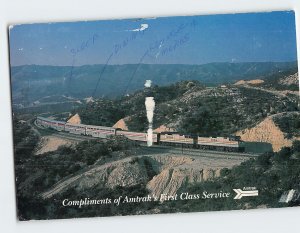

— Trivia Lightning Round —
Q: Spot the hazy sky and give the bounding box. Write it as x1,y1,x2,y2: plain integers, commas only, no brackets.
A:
9,11,298,66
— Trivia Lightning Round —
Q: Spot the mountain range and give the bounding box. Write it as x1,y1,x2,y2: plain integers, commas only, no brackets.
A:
11,61,298,103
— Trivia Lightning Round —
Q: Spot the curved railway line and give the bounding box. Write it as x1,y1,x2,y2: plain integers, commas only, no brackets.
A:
35,116,245,152
33,117,259,200
32,117,260,159
33,119,98,141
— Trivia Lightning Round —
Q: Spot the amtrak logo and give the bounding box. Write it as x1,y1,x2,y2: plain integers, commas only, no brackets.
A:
233,188,259,199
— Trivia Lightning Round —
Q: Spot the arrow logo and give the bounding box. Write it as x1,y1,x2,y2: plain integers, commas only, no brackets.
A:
233,189,258,199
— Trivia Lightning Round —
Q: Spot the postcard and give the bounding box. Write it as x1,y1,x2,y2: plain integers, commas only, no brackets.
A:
8,11,299,220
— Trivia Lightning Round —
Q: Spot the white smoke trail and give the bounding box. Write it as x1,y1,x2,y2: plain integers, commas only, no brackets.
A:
145,79,155,147
147,128,153,147
144,80,152,88
145,97,155,123
145,97,155,146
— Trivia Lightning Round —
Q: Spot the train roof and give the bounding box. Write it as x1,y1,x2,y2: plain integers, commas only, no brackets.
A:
160,132,194,136
84,124,115,130
65,122,89,127
37,116,65,124
38,116,115,130
117,130,158,135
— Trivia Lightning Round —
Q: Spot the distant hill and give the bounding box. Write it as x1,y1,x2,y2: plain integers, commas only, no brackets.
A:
234,69,299,102
261,70,299,92
11,62,297,103
233,66,299,92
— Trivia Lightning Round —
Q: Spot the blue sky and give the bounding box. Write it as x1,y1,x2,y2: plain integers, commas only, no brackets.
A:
9,11,298,66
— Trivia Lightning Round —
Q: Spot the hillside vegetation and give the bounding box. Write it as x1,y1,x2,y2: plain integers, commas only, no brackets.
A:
76,78,299,138
13,116,300,219
13,117,138,220
261,69,299,91
160,141,300,213
13,66,299,220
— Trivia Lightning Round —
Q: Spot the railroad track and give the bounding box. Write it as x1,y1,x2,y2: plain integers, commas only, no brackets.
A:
55,132,98,141
32,119,98,141
32,119,260,160
138,145,258,161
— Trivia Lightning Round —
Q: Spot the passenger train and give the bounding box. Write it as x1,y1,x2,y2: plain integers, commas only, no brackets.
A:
36,116,244,152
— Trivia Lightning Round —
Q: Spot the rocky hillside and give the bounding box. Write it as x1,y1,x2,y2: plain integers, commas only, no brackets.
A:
41,153,242,199
77,78,299,138
146,156,220,197
35,136,75,155
279,72,299,86
236,112,300,152
67,113,81,124
159,141,300,214
260,70,299,92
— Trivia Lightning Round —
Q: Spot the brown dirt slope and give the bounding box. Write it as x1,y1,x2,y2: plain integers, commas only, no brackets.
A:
236,112,300,152
35,136,75,155
67,113,81,124
113,118,129,130
235,79,264,85
154,125,176,133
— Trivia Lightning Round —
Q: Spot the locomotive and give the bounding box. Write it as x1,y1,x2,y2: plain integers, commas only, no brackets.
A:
36,116,243,152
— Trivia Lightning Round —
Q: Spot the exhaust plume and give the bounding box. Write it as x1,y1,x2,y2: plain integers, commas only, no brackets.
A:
145,79,155,147
145,97,155,146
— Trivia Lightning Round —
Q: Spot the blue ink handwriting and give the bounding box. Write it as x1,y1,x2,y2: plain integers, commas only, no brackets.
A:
123,19,198,94
70,33,99,57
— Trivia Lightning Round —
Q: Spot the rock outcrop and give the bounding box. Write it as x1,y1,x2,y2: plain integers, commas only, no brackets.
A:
154,125,176,133
236,114,297,152
41,157,150,198
35,136,74,155
147,167,219,197
67,113,81,124
279,72,299,86
113,118,129,130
